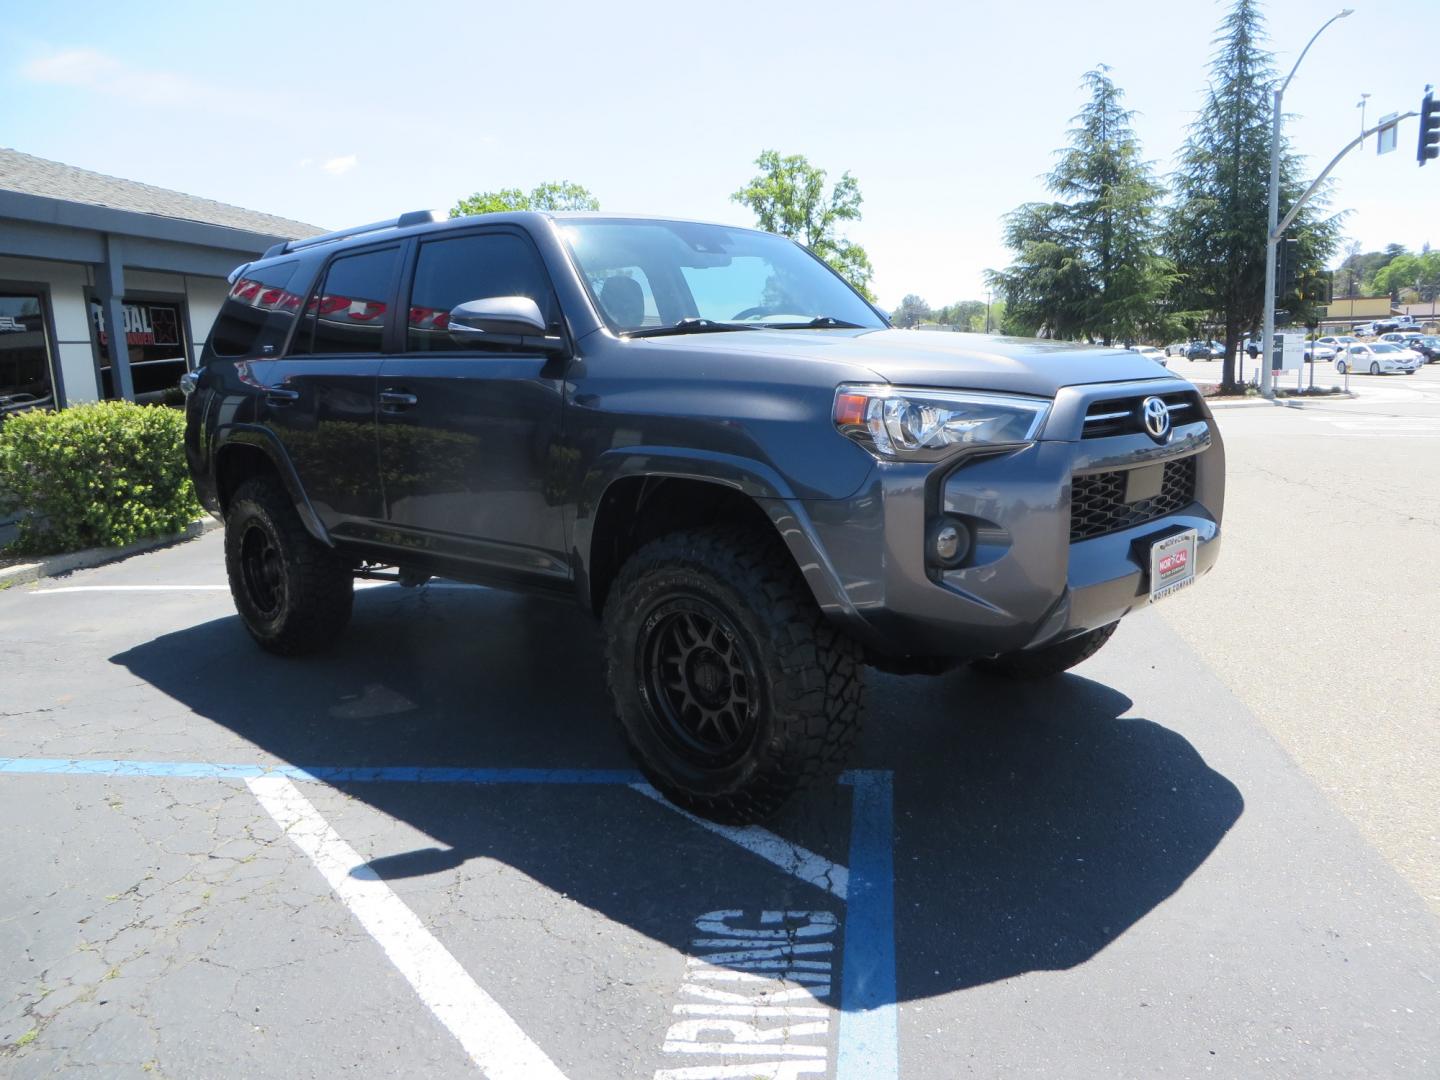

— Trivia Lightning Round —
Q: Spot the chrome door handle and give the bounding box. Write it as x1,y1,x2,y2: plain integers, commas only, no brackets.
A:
379,390,418,408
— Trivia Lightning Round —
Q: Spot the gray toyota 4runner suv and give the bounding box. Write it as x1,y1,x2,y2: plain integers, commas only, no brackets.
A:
184,211,1224,822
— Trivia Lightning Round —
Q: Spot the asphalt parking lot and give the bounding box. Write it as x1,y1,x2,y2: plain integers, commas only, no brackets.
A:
2,533,1438,1078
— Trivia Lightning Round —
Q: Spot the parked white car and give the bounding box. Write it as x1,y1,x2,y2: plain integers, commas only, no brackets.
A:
1129,345,1168,367
1316,335,1357,352
1335,342,1420,375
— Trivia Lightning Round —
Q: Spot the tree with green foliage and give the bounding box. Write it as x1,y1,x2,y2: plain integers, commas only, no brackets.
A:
731,151,875,299
891,294,933,328
988,67,1173,345
1372,250,1440,303
1166,0,1341,389
932,300,988,329
450,181,599,218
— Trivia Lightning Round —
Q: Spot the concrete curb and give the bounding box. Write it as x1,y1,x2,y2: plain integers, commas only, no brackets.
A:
1204,398,1276,410
0,518,221,588
1206,391,1357,410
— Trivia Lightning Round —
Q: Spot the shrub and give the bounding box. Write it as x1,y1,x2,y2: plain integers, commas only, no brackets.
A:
0,401,202,555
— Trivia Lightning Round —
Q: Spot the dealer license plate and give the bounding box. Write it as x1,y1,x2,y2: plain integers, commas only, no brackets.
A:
1149,529,1197,602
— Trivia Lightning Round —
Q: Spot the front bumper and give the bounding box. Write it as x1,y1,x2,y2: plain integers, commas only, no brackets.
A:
770,380,1225,660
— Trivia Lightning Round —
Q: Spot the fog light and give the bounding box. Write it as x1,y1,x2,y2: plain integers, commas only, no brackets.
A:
928,518,971,568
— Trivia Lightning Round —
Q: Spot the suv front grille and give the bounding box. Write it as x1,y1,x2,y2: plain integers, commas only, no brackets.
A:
1082,390,1201,439
1070,455,1197,542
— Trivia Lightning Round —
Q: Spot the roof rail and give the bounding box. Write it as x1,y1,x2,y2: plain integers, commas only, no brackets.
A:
260,209,445,260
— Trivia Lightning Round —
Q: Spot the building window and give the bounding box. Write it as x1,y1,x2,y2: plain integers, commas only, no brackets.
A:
0,292,56,417
89,298,190,403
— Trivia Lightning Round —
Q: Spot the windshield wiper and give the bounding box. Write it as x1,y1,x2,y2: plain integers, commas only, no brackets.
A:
753,316,868,330
623,318,760,339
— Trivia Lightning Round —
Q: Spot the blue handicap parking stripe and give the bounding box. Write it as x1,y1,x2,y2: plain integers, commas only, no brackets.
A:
837,770,900,1080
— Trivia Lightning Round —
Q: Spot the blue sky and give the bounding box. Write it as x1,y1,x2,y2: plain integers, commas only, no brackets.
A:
2,0,1433,309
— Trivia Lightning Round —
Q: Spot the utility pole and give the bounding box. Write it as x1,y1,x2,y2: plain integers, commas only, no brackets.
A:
1261,9,1353,400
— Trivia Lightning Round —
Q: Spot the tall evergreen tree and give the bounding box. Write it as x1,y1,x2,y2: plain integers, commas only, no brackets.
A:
1166,0,1340,390
988,67,1172,345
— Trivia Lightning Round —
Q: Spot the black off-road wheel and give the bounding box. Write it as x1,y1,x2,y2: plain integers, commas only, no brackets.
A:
603,527,865,824
974,622,1119,680
224,476,354,655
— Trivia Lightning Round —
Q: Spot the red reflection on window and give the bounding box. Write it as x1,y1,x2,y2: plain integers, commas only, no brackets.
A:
349,301,387,322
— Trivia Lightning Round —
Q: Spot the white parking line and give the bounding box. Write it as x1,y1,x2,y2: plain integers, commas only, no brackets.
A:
246,775,569,1080
630,783,849,900
29,581,485,595
30,585,231,593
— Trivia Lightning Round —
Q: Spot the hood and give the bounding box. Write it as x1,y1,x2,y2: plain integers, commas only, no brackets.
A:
649,328,1182,397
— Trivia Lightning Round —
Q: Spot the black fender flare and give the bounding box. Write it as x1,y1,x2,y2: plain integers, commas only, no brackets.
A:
575,446,864,628
211,424,333,547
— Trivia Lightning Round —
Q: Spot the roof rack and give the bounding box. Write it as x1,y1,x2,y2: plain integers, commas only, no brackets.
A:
259,209,445,259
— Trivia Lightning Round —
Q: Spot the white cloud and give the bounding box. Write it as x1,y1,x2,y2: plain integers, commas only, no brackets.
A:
21,47,212,109
321,155,358,177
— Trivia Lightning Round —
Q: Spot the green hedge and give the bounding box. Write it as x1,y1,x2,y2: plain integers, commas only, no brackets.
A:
0,401,202,555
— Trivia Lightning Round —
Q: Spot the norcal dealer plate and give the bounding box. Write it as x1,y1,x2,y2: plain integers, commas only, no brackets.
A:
1149,528,1197,601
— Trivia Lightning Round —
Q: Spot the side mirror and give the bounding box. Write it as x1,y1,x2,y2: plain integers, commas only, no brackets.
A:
447,296,564,351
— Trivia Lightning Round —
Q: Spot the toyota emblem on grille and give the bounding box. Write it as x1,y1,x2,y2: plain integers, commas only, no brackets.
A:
1140,396,1171,442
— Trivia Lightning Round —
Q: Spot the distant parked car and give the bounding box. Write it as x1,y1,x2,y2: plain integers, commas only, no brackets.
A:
1379,331,1424,348
1165,341,1190,357
1407,335,1440,362
1336,342,1420,375
1306,342,1337,362
1316,334,1357,351
1180,340,1218,360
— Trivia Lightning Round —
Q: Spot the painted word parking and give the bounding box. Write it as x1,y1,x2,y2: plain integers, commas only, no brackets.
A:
657,910,838,1078
0,757,896,1080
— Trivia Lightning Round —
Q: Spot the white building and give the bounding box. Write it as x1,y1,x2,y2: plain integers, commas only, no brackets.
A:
1,148,319,414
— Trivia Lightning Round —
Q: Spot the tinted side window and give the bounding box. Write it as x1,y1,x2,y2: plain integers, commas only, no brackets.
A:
296,247,400,355
406,233,556,352
210,262,300,357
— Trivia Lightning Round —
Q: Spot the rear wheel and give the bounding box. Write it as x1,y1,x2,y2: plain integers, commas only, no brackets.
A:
603,527,865,823
224,476,353,655
974,623,1119,680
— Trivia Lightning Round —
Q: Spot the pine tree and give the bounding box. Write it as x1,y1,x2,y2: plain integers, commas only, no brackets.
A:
1166,0,1341,390
989,67,1172,344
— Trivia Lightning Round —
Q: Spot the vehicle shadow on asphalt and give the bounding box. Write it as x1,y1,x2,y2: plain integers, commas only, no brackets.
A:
109,584,1243,1002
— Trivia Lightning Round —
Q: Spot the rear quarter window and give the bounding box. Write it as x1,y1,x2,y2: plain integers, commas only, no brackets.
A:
209,262,303,357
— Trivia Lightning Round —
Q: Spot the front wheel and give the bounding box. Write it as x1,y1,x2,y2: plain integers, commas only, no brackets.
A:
974,623,1119,680
1336,360,1348,374
603,527,865,823
224,476,354,655
1370,361,1381,375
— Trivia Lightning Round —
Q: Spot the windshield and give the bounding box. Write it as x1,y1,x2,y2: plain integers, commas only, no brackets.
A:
559,218,885,334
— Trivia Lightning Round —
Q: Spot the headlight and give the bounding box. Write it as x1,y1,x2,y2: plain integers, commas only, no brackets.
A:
833,384,1050,461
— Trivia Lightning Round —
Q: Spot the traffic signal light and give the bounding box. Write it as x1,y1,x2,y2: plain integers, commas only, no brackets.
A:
1277,238,1299,298
1421,88,1439,167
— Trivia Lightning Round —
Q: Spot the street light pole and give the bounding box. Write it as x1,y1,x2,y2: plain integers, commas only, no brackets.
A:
1261,8,1354,400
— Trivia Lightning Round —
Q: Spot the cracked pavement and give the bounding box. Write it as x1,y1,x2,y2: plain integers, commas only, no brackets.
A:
1,529,1437,1077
